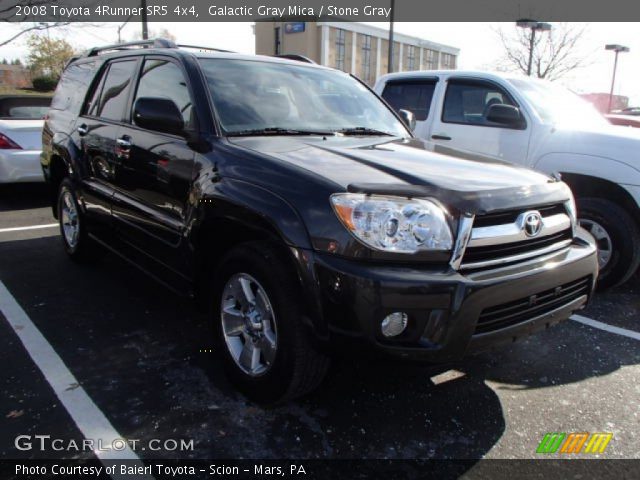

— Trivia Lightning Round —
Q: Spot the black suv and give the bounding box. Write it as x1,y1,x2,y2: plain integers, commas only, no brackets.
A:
42,39,598,403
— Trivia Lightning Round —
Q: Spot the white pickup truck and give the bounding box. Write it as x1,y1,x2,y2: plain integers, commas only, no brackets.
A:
374,70,640,288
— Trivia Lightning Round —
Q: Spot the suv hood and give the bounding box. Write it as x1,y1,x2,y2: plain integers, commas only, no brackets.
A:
230,136,571,214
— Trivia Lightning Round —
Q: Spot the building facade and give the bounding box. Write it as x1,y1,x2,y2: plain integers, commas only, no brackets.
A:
0,65,31,89
255,21,459,85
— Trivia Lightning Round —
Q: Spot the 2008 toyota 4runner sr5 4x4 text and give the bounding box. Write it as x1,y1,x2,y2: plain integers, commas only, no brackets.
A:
42,39,598,403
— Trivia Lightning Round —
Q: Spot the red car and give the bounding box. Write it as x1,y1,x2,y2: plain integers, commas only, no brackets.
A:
606,114,640,128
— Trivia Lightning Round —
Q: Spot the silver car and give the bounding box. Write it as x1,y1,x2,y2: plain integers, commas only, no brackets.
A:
0,95,51,183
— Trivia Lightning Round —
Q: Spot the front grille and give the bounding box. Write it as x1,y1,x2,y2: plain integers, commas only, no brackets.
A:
463,230,572,264
473,204,567,228
460,203,572,270
474,276,591,335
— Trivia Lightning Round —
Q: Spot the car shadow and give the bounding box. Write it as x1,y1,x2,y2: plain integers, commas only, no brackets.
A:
0,235,637,464
0,183,51,212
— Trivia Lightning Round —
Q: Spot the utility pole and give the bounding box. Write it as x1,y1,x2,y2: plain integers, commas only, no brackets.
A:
140,0,149,40
605,44,630,113
516,20,552,77
387,0,395,73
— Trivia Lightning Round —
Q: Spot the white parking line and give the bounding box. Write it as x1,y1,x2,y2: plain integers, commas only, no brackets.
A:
0,280,153,479
0,223,58,233
571,314,640,341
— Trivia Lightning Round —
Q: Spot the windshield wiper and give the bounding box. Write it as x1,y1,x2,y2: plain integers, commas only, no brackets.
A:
227,127,334,137
334,127,397,136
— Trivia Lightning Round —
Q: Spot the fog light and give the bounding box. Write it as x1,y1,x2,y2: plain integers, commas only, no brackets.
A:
381,312,408,337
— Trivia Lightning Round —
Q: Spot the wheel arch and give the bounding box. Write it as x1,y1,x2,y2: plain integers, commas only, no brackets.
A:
560,172,640,222
190,183,327,340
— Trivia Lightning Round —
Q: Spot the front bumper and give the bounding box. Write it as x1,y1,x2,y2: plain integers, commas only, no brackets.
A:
312,229,597,362
0,150,44,183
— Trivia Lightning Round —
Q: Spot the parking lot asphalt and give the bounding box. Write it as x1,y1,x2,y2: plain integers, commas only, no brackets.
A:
1,184,639,464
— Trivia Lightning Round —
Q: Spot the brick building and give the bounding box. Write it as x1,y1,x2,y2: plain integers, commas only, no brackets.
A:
0,65,31,89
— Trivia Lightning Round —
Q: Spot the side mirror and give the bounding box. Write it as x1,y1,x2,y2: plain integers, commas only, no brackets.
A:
133,97,184,135
398,109,416,131
486,104,524,128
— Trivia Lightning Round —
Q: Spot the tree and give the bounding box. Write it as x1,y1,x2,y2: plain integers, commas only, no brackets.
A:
26,34,75,79
130,27,177,43
495,23,592,81
1,1,103,47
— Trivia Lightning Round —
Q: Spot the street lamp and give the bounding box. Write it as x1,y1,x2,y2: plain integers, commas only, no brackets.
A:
605,44,630,113
516,20,552,76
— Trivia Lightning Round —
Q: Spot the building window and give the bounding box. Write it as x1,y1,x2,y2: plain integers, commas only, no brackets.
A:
425,49,438,70
441,53,456,70
406,45,416,70
362,34,372,84
335,28,346,70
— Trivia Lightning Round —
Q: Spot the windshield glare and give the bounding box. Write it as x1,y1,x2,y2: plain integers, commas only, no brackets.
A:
508,78,608,128
199,58,408,136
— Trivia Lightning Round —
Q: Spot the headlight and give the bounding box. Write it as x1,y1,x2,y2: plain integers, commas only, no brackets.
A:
330,193,453,253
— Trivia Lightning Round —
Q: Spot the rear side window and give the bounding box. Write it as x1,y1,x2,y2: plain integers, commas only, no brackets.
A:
87,60,137,122
50,61,97,113
381,80,437,121
133,59,194,130
443,79,517,126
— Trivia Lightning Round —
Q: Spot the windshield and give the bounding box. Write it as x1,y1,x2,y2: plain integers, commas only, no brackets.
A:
199,58,408,137
508,78,608,128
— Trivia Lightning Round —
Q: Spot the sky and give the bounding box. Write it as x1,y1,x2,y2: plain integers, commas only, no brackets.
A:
1,21,639,105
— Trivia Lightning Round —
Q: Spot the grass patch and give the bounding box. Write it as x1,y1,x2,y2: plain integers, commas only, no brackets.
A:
0,85,54,96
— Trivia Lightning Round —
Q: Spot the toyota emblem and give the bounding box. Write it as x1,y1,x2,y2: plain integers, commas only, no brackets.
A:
519,211,543,237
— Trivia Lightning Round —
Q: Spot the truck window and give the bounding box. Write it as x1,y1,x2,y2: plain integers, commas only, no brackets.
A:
51,61,97,113
86,60,137,122
443,79,518,127
381,80,436,121
133,59,195,130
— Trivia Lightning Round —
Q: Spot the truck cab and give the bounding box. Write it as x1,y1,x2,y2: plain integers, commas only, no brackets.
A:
375,71,640,288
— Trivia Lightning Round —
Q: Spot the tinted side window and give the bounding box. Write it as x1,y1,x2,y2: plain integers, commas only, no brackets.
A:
381,81,436,121
51,61,97,113
443,80,517,126
91,60,137,122
133,59,194,130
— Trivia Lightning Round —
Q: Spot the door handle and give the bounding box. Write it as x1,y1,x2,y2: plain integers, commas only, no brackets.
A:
77,124,88,136
431,134,452,141
116,137,132,149
115,136,132,159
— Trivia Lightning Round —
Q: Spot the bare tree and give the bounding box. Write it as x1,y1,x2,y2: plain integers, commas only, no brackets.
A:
1,0,103,47
495,23,592,81
0,22,71,47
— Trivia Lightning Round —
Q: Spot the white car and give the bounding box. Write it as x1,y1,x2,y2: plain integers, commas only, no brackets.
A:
0,95,51,183
375,71,640,288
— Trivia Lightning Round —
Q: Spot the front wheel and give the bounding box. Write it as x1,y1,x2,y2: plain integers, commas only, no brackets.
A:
577,197,640,289
212,243,330,404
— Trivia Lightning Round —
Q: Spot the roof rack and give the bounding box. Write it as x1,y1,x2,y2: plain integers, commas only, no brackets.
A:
177,44,234,53
85,38,177,57
272,54,316,64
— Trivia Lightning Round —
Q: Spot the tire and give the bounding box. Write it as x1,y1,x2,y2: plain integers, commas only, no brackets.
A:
57,178,102,263
211,242,329,404
577,197,640,289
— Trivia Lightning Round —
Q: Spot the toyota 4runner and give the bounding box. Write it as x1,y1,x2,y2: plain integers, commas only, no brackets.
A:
42,39,598,403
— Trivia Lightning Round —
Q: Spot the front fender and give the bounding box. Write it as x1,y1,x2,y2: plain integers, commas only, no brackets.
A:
190,177,330,340
534,153,640,187
194,176,312,249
